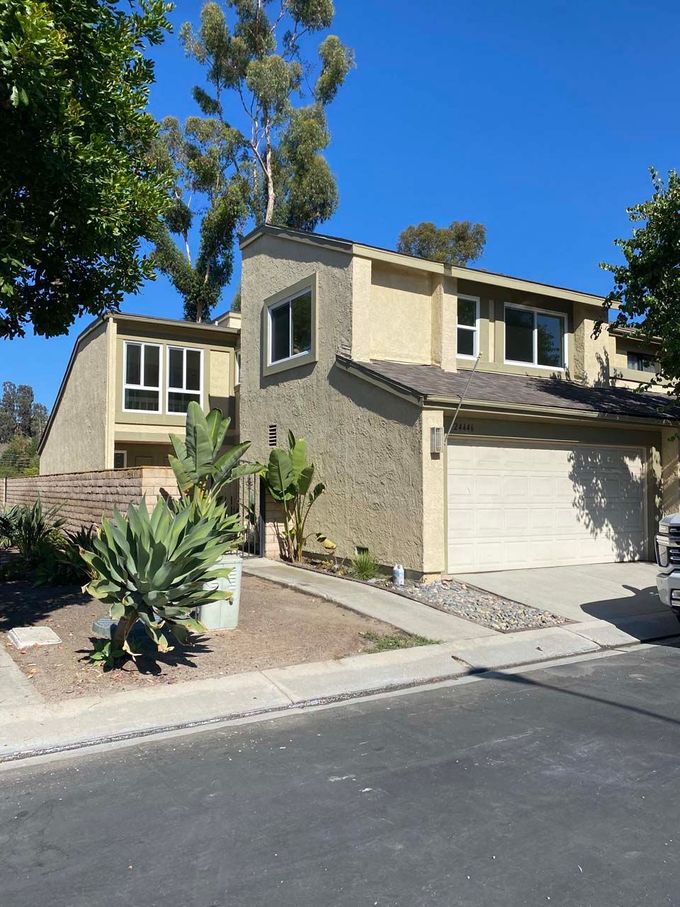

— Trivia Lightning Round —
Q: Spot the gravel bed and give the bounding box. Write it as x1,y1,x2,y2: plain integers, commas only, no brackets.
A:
386,578,568,632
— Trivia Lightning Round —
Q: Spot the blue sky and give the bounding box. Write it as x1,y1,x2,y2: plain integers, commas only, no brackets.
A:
3,0,679,409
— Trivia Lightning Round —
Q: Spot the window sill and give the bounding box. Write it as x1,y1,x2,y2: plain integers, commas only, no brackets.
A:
262,350,317,378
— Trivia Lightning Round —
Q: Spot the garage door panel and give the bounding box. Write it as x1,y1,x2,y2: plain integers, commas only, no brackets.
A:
447,439,648,572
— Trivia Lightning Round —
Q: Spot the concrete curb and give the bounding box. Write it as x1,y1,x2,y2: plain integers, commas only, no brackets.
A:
4,630,678,765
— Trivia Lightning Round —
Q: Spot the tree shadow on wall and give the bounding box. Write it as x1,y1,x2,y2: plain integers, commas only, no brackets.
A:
567,446,650,562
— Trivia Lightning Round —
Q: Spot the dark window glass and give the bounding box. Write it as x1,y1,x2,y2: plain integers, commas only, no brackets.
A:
113,451,126,469
144,345,160,387
458,298,477,327
125,389,159,411
536,313,563,367
270,303,291,362
457,328,475,357
168,348,183,388
627,352,656,373
505,308,534,363
126,344,141,385
186,350,201,390
291,292,312,356
168,391,201,413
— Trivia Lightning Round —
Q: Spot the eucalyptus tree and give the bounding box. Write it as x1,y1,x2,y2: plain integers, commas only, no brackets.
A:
398,221,487,267
153,0,353,322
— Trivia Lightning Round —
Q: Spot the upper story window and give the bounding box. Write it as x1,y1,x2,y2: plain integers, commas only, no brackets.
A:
627,351,657,373
505,304,566,369
262,275,317,377
457,295,480,359
123,342,161,411
269,290,312,365
167,346,202,413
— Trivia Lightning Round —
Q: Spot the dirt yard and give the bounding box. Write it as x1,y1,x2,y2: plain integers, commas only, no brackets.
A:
0,574,416,702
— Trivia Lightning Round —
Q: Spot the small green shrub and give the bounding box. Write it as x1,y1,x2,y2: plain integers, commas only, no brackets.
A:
0,506,19,549
361,632,435,652
8,500,65,564
34,526,96,587
349,550,379,580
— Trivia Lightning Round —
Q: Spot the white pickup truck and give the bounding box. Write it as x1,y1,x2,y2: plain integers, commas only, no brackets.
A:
655,514,680,616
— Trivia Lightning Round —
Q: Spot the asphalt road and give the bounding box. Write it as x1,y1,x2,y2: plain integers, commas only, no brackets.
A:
3,644,680,907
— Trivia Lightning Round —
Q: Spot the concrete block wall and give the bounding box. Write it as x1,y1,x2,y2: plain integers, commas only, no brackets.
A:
0,468,178,532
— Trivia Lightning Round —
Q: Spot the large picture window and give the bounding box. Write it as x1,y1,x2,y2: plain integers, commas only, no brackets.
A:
123,342,161,411
505,305,566,369
457,295,480,358
268,290,312,365
167,347,202,413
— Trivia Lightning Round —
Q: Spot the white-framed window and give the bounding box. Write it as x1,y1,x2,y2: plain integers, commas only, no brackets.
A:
268,289,313,366
123,342,161,412
457,295,480,359
167,346,203,414
504,304,567,370
235,350,241,386
113,450,127,469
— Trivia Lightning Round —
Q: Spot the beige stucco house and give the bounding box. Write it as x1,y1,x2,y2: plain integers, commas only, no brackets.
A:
39,312,241,474
238,224,678,579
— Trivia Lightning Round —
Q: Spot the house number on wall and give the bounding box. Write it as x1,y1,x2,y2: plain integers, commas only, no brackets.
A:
451,422,475,434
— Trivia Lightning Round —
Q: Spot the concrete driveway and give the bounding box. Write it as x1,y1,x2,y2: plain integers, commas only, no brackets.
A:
454,562,670,635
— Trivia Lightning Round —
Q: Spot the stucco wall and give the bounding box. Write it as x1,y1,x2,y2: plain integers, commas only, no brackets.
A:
0,467,178,532
40,322,110,475
369,263,432,363
240,233,426,573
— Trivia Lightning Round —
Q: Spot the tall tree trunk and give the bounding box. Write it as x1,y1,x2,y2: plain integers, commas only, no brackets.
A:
264,120,275,223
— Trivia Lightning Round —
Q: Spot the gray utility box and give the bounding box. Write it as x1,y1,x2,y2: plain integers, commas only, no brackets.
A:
655,513,680,615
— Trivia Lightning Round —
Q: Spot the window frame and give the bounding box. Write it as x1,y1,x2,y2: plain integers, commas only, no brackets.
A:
503,303,568,371
166,345,204,414
122,341,162,414
235,349,241,387
626,350,657,374
456,294,480,360
262,274,318,377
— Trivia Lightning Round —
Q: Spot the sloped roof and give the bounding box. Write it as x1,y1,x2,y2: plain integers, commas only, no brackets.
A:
337,356,680,423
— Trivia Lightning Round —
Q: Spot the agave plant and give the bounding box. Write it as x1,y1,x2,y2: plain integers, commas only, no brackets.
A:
169,401,261,502
81,497,236,659
264,431,331,562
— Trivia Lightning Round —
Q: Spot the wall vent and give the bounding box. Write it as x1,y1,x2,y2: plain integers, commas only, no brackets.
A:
268,424,278,447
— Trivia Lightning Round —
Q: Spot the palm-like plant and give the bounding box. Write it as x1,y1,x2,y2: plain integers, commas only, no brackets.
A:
264,431,330,562
168,401,261,501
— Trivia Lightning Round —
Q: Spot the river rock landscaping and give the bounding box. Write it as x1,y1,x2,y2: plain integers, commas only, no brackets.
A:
389,577,567,632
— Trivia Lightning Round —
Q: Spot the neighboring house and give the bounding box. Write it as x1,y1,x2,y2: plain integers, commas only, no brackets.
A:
39,312,241,474
238,224,679,579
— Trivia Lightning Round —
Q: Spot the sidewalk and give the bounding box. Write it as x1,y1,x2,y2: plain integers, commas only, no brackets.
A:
1,559,678,764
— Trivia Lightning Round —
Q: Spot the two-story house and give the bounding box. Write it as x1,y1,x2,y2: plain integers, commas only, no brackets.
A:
238,224,678,579
39,311,241,474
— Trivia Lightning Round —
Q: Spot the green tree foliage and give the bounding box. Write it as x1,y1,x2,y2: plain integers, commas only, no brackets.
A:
601,169,680,394
0,382,48,442
153,0,353,322
397,221,487,267
0,0,173,338
0,435,39,478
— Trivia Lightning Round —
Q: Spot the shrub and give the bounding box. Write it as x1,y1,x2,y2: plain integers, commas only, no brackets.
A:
34,526,96,587
349,550,379,580
81,497,237,664
3,500,64,564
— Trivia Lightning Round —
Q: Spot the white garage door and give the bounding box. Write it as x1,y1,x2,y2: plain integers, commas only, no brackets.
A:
447,438,648,573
